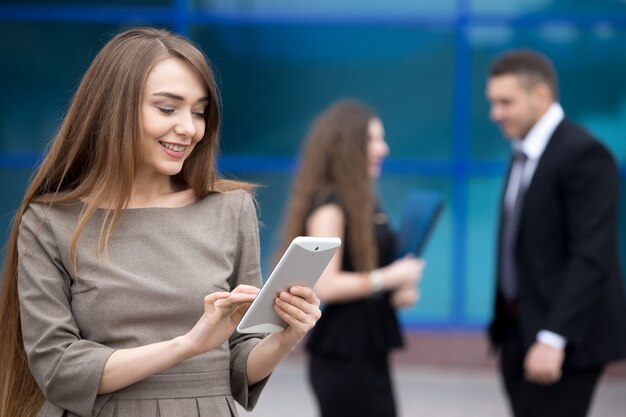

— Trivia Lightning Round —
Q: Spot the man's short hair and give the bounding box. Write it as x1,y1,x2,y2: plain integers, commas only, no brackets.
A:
489,49,559,100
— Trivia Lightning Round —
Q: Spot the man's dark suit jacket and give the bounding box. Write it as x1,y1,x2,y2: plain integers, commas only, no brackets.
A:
489,118,626,369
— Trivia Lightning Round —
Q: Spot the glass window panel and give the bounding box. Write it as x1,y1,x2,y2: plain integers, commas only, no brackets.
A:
469,24,626,162
465,176,503,323
470,0,626,15
191,0,456,15
224,172,294,277
0,22,172,152
191,24,454,159
0,169,34,255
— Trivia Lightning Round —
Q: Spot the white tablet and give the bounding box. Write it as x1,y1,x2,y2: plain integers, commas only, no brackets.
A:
236,236,341,334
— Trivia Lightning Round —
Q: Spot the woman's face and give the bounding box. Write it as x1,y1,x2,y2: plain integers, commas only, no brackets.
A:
366,118,389,178
138,57,209,180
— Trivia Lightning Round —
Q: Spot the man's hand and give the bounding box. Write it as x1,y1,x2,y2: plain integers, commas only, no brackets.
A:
524,341,565,385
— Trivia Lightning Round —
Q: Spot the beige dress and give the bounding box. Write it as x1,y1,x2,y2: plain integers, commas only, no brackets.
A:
17,190,269,417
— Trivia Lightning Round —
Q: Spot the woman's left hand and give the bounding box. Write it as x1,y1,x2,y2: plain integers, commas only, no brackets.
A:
273,286,321,348
245,285,321,384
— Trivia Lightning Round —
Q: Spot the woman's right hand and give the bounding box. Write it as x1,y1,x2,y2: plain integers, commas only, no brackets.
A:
98,284,260,394
380,256,424,290
182,284,259,355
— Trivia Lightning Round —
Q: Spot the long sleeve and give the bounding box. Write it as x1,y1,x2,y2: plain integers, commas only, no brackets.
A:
227,192,270,410
17,204,116,416
544,142,620,345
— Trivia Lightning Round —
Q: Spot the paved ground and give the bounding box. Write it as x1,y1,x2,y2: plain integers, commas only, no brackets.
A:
237,332,626,417
238,358,626,417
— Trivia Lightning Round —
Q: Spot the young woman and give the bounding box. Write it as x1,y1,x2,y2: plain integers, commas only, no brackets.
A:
0,27,320,417
276,100,424,417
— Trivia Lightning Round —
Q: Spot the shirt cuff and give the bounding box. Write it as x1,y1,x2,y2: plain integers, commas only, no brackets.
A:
537,330,567,350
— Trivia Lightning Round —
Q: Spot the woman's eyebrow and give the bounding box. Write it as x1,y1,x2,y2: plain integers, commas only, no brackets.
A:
152,91,210,103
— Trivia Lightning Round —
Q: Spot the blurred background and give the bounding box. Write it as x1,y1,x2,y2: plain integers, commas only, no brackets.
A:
1,1,626,414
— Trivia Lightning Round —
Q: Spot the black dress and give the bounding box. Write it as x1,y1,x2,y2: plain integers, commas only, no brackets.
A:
305,193,404,417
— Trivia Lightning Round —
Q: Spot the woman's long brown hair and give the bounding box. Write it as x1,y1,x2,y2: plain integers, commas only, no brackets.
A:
0,27,251,417
277,100,378,272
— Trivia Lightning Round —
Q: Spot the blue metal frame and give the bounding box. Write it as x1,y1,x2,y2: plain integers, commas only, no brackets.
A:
4,4,626,27
0,5,171,24
1,1,626,331
449,0,470,327
0,152,507,177
0,5,455,26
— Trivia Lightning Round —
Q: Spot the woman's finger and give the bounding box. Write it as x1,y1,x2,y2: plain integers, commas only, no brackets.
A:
275,296,321,324
274,297,309,323
279,291,321,316
212,293,257,311
217,293,256,306
274,303,312,332
287,286,320,306
231,284,261,294
204,292,230,305
230,303,253,324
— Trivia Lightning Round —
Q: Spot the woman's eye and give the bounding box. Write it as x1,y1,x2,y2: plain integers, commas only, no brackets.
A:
193,111,207,119
157,107,174,115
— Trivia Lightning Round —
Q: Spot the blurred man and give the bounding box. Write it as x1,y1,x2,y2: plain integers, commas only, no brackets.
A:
485,49,626,417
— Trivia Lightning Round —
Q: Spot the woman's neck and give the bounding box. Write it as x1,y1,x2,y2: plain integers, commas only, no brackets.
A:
127,178,197,209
